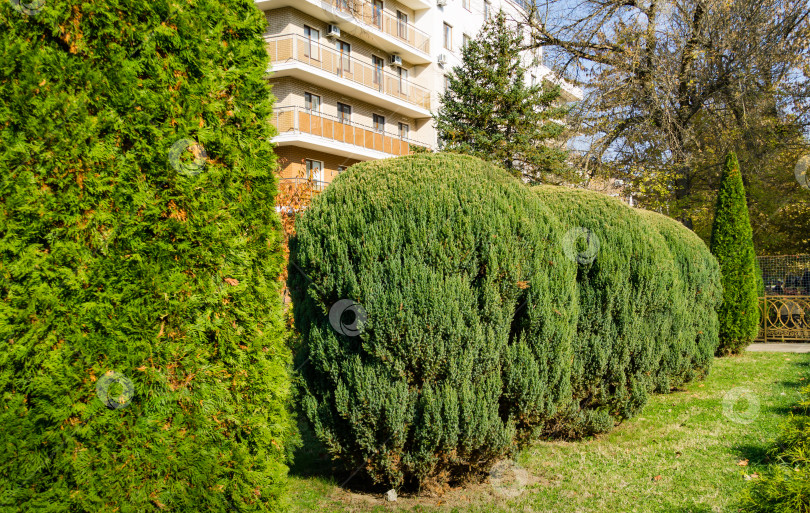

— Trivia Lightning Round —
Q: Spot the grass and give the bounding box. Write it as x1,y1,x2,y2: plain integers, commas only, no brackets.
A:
287,351,810,513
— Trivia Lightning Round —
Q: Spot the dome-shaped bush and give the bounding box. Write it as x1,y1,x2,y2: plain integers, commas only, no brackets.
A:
291,153,721,489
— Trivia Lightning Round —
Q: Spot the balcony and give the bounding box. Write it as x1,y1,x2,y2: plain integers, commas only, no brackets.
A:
254,0,432,64
272,105,429,160
331,0,429,56
266,34,432,118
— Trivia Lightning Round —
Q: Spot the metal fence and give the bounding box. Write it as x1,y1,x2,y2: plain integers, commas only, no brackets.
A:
756,255,810,342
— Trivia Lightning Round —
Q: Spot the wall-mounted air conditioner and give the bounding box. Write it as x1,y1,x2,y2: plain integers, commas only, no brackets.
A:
437,0,447,6
389,54,403,66
327,24,341,37
437,54,448,66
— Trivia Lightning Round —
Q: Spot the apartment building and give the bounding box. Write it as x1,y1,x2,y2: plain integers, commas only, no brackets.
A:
254,0,582,191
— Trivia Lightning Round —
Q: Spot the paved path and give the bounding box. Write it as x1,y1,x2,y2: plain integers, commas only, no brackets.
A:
747,343,810,353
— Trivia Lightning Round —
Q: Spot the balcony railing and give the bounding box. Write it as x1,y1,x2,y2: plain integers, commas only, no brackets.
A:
272,105,427,156
279,176,329,192
265,34,431,111
333,0,430,54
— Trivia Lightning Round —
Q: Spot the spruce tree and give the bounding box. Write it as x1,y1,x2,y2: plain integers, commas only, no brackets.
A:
0,1,293,511
434,10,572,183
710,152,761,355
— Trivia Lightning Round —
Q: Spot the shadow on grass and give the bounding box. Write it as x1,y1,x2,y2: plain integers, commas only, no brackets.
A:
289,420,389,494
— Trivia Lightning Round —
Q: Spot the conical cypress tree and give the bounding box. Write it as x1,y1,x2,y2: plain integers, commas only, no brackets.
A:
710,152,761,355
0,1,293,511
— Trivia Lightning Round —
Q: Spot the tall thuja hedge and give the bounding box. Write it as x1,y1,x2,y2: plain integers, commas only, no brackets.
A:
0,1,293,511
710,152,760,355
291,153,720,489
289,153,579,488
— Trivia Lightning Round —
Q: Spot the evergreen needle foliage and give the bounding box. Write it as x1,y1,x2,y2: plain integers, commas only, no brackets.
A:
710,152,761,355
290,153,721,489
0,1,293,511
434,10,572,184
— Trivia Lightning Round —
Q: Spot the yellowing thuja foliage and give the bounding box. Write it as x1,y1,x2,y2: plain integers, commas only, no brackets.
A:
290,153,721,489
0,1,293,511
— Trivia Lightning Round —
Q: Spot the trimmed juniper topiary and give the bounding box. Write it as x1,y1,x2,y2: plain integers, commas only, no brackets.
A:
710,152,761,355
636,209,722,388
533,187,681,435
289,153,579,489
0,1,293,511
291,153,721,489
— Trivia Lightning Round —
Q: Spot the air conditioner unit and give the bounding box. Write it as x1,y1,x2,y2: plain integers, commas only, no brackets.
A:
327,24,341,37
437,0,447,6
389,54,403,66
437,54,448,66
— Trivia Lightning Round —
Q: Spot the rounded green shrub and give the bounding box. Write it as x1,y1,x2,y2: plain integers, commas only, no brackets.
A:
289,154,578,488
534,188,702,435
0,1,293,511
636,210,721,388
710,152,761,355
290,153,721,489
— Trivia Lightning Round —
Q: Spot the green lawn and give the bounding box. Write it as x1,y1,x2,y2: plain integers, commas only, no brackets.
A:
287,352,810,513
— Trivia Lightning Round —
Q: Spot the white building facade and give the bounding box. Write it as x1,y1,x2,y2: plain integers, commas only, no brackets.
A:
254,0,581,188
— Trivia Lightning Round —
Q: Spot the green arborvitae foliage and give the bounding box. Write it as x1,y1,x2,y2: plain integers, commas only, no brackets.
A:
740,382,810,512
433,10,572,184
710,152,761,355
0,1,293,511
290,153,721,489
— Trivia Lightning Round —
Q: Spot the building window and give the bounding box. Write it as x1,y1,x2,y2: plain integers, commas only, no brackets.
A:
373,0,383,29
484,0,490,20
398,122,409,140
305,159,324,181
397,11,408,40
462,0,470,10
463,34,471,51
337,165,348,174
337,102,352,123
397,66,409,96
372,55,384,87
373,114,386,133
336,40,351,75
304,25,320,60
304,92,321,112
443,23,452,50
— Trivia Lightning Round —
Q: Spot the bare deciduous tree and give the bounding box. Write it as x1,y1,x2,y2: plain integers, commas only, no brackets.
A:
518,0,810,228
